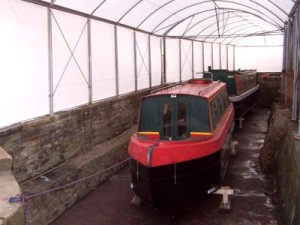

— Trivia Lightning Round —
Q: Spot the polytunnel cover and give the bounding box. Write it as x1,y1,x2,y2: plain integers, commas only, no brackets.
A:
37,0,294,46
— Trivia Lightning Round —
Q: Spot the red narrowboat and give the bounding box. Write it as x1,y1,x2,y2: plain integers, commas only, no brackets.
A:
128,78,235,204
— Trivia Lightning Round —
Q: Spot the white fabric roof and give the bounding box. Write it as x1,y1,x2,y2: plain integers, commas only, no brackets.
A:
37,0,294,45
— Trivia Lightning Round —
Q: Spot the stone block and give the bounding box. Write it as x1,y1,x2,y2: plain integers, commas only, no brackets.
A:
0,147,12,171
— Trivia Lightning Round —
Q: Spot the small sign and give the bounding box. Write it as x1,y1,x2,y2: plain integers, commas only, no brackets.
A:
228,75,234,79
171,94,177,98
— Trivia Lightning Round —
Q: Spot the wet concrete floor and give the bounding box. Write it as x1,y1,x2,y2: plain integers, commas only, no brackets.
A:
51,108,279,225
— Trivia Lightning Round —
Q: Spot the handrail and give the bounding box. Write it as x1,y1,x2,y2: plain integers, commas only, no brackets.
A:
150,82,187,94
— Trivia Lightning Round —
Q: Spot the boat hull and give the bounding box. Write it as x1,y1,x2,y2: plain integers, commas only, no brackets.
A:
129,127,233,204
230,85,259,118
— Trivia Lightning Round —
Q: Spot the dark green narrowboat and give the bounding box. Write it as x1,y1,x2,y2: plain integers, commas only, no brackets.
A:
205,69,259,120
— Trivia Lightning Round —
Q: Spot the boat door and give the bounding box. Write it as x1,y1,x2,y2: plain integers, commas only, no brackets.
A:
161,95,190,140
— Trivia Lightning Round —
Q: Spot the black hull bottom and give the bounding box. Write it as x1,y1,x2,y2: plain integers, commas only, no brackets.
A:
233,89,259,118
130,151,225,204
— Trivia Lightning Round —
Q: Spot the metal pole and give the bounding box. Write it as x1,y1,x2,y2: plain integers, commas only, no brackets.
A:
282,23,287,72
192,40,194,78
226,45,229,70
288,20,292,72
211,43,214,69
162,36,166,84
148,35,152,88
114,25,119,96
219,44,221,69
233,45,236,70
292,7,299,120
202,42,205,72
179,39,182,82
87,18,93,104
133,31,138,91
48,8,54,114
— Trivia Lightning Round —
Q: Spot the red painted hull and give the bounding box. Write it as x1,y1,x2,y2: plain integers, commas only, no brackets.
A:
128,104,234,168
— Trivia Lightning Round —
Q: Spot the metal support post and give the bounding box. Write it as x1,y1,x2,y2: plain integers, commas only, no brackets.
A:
202,42,205,73
192,41,195,78
211,43,214,69
233,46,236,71
162,36,166,84
179,39,182,82
133,31,138,91
292,7,299,121
87,18,93,104
226,45,229,70
48,8,54,114
148,35,152,88
219,44,221,69
114,25,119,96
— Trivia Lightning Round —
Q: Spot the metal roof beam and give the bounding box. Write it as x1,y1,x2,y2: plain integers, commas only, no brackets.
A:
159,8,281,37
151,0,283,34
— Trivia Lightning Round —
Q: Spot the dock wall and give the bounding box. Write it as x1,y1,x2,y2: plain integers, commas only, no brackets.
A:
260,104,300,225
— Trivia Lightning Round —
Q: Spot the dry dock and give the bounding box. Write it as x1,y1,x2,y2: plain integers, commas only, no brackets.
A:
51,108,279,225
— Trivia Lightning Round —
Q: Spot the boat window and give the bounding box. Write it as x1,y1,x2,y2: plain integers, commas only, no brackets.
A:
190,97,210,132
163,102,172,139
177,102,187,138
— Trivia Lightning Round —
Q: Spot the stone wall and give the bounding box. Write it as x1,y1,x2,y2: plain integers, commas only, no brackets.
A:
277,121,300,225
0,147,23,225
257,73,281,108
0,90,149,183
0,89,153,225
259,104,300,225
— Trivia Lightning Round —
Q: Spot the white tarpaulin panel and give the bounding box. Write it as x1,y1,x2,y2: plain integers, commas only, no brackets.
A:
0,0,296,129
236,46,283,72
51,9,89,112
136,32,150,90
221,45,228,69
91,20,116,101
204,42,212,71
193,42,204,78
228,45,234,70
213,43,220,69
0,0,48,128
117,27,135,95
150,36,162,87
180,40,193,81
166,39,180,83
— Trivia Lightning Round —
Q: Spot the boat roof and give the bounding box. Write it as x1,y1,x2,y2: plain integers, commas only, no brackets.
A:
150,79,226,99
